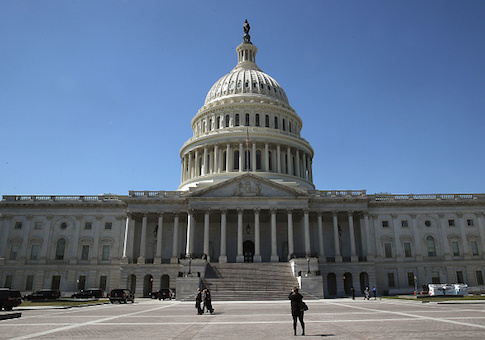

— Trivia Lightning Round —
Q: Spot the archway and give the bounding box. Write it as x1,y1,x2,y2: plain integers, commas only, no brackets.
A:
343,272,353,295
127,274,136,293
360,272,369,293
243,240,254,262
161,274,170,289
327,273,337,296
143,274,153,297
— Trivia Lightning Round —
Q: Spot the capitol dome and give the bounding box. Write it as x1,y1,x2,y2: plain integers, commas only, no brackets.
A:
179,22,314,191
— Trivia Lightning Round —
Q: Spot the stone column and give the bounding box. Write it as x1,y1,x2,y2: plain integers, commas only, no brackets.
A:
411,214,423,260
219,209,227,263
304,209,311,255
391,214,402,261
277,145,281,173
303,154,307,180
317,212,325,260
204,210,210,261
187,152,193,179
226,144,230,172
309,158,313,182
0,215,10,262
333,212,342,262
202,147,208,175
237,209,244,262
252,142,256,171
182,155,187,182
69,216,82,264
40,216,52,263
18,215,32,264
171,213,180,263
209,148,214,174
185,209,194,257
476,213,485,260
458,214,471,259
238,142,243,172
438,213,452,260
287,209,294,261
214,144,219,174
264,143,269,172
195,149,200,177
287,146,292,175
138,213,148,264
363,213,374,261
254,209,261,262
295,150,301,178
154,213,164,264
271,209,278,262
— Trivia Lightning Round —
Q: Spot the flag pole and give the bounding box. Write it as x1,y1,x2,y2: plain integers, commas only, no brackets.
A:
246,127,249,173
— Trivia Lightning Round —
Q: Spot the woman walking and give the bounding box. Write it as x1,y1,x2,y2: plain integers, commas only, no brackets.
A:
288,287,305,336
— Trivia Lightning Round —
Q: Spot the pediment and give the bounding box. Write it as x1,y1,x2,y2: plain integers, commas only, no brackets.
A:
188,173,307,198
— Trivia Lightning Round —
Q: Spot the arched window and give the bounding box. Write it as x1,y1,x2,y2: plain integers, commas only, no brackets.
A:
55,238,66,260
235,114,240,126
245,113,250,126
426,236,436,257
217,116,220,129
265,115,269,127
255,114,260,126
289,121,292,132
282,118,286,131
225,115,230,127
256,150,262,170
274,117,278,129
209,119,212,131
234,150,239,170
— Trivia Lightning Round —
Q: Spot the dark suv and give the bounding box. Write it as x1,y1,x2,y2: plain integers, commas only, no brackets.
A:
23,290,61,301
108,289,135,303
71,289,104,300
151,288,174,300
0,289,22,311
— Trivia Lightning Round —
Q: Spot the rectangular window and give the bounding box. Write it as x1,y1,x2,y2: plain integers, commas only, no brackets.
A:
382,220,389,228
30,245,40,260
9,244,19,260
4,275,13,289
255,114,260,126
407,272,415,287
34,222,43,229
401,220,409,227
99,276,107,291
476,271,484,285
25,275,34,291
448,219,455,227
456,271,464,284
15,222,22,229
471,241,479,256
102,245,110,261
467,219,474,226
51,275,61,290
384,243,392,258
104,222,112,230
84,222,92,229
77,275,86,291
404,242,412,258
81,245,90,261
388,273,395,288
431,271,440,284
451,242,460,256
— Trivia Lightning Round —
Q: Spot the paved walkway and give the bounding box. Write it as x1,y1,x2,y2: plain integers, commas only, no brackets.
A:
1,298,485,339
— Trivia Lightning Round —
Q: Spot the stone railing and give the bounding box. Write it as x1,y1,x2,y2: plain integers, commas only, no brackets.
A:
372,193,482,201
128,191,186,198
309,190,367,198
2,195,122,202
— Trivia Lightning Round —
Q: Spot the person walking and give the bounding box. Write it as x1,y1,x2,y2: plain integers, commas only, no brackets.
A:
372,286,377,300
351,287,355,300
195,288,203,315
364,287,370,300
288,287,305,336
203,288,214,314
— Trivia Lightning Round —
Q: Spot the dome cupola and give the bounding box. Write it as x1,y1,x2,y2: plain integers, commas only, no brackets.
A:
179,21,314,191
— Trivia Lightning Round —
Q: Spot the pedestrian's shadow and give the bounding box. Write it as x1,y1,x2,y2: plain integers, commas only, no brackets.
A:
307,334,335,337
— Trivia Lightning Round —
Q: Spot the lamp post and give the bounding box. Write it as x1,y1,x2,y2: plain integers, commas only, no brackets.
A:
306,256,310,275
188,257,192,277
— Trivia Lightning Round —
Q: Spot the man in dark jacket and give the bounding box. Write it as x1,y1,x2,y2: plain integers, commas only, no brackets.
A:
195,288,203,315
288,287,305,336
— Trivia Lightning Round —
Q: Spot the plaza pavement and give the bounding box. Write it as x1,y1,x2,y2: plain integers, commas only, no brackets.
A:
1,297,485,339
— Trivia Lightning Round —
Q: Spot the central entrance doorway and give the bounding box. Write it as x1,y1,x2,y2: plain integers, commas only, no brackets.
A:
243,240,254,262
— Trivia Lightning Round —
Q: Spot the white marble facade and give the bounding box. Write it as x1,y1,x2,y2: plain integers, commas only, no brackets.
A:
1,25,485,298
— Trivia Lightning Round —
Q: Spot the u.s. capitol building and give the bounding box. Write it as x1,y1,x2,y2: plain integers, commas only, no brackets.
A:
1,23,484,299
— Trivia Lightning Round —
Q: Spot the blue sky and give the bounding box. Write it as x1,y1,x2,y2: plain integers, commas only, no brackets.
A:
1,0,484,196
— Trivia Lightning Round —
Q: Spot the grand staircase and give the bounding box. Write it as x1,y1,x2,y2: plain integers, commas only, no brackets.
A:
201,262,316,301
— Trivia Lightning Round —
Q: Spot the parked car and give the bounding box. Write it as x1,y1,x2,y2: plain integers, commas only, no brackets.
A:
151,288,174,300
108,289,134,303
71,289,104,300
23,290,61,301
0,289,22,311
